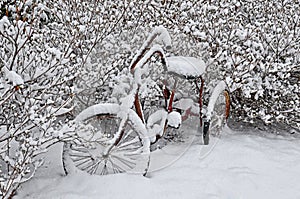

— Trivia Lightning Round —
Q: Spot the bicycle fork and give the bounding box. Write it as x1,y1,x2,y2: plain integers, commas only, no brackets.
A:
203,119,210,145
195,77,210,145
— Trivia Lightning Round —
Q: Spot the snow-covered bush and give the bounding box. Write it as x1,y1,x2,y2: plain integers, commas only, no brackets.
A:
110,0,299,131
0,1,76,197
1,0,299,196
187,0,300,130
66,0,131,112
0,0,126,197
76,0,299,131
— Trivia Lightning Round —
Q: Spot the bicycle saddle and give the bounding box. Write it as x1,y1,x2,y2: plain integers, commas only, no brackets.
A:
166,56,207,79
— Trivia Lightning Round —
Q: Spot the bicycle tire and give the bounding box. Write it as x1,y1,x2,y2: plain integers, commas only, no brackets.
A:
63,104,150,175
204,83,230,145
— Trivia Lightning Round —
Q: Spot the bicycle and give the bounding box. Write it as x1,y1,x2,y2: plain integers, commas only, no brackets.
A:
62,26,230,176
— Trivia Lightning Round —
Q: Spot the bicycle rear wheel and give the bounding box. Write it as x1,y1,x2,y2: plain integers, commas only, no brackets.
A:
203,87,230,145
63,104,150,175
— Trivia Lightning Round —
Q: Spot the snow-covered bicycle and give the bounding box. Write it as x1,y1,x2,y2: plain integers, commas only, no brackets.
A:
62,26,230,176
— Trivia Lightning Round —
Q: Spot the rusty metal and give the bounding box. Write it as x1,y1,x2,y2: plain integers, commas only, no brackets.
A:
195,77,204,127
167,78,178,113
134,90,145,123
130,50,167,73
224,90,230,120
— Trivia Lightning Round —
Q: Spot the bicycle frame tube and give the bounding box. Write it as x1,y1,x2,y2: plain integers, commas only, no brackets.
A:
163,84,170,110
134,87,145,123
131,49,168,123
130,26,171,71
103,118,128,156
224,90,230,120
129,28,170,126
195,76,204,127
167,78,178,113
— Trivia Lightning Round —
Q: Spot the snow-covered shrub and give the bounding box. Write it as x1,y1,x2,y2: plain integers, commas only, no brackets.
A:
64,0,132,112
136,0,300,131
189,0,300,130
67,0,299,131
0,0,126,197
1,0,298,196
0,2,75,197
112,0,299,131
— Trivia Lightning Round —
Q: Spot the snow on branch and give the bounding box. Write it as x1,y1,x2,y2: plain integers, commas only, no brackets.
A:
2,66,24,86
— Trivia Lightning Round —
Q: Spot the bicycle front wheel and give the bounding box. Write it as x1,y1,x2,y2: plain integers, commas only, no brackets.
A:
63,104,150,175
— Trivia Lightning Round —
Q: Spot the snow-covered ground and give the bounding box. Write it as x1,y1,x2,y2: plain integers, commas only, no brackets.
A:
16,121,300,199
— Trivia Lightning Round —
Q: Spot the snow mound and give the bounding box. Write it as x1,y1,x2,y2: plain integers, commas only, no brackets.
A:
16,126,300,199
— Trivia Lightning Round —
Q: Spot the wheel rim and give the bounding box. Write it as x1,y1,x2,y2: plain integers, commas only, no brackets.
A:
209,93,226,136
68,115,144,175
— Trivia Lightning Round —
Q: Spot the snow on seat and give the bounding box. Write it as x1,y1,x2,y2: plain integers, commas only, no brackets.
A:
166,56,207,78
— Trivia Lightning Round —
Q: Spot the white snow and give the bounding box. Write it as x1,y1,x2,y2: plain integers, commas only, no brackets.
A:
130,25,171,69
167,111,182,128
155,26,172,50
46,47,63,59
133,44,167,85
173,98,197,111
4,69,24,86
167,56,207,78
16,120,300,199
52,107,73,116
0,79,4,89
206,81,226,120
147,109,168,141
0,16,10,32
75,103,120,122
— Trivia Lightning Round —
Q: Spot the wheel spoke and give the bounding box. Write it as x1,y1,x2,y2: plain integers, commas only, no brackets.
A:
117,136,140,149
111,154,135,169
87,158,104,175
69,153,91,158
107,157,126,173
120,129,134,141
75,158,93,168
209,93,226,137
72,156,92,163
64,111,147,175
